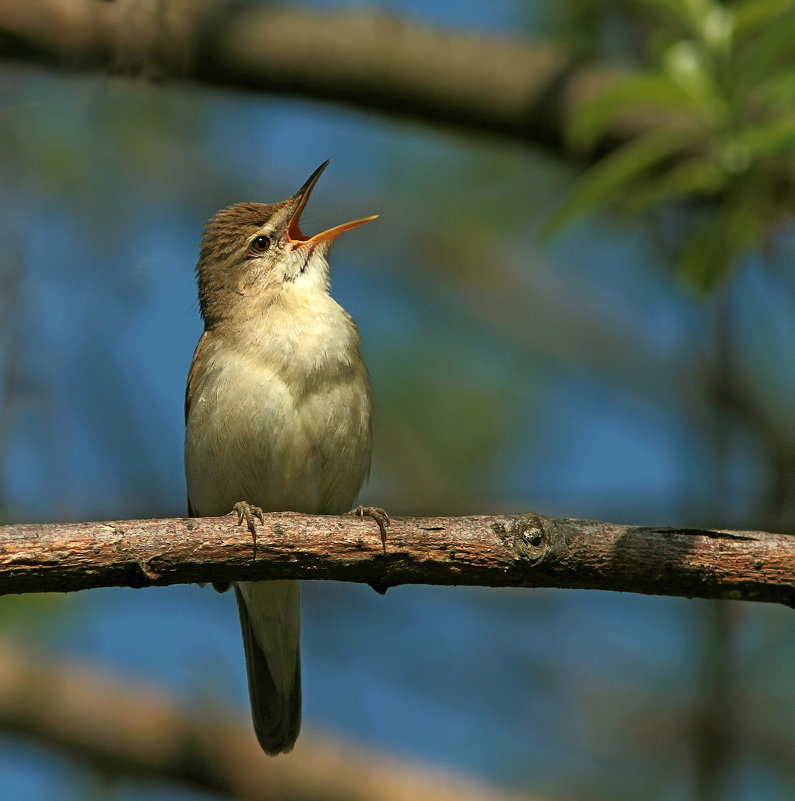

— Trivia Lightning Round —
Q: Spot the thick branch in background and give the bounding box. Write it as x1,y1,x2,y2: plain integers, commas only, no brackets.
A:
0,512,792,605
0,0,657,158
0,640,534,801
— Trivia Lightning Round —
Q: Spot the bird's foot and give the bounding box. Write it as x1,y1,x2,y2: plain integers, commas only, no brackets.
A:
349,505,390,554
234,501,264,559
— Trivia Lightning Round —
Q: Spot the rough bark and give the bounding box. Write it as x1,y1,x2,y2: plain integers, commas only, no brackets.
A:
0,639,534,801
0,512,792,605
0,0,662,157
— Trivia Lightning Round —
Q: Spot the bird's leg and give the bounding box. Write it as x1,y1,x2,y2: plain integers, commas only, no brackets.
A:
234,500,265,560
349,505,390,554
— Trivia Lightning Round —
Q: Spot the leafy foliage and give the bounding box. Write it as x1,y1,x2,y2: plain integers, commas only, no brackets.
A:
549,0,795,290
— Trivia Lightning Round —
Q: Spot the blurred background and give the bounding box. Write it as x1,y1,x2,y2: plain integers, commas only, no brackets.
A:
0,1,793,799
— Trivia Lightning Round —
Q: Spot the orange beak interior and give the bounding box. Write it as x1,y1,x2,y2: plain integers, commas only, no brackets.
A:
286,161,378,246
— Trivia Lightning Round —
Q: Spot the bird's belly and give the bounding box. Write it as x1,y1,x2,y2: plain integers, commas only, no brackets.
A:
185,360,371,518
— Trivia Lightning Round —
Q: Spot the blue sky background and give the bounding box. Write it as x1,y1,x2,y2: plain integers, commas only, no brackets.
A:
0,2,793,800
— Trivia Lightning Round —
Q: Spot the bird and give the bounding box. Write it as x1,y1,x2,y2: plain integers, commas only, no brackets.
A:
184,161,386,755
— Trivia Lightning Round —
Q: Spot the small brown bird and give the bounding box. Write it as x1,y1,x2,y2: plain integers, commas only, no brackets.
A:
184,161,383,755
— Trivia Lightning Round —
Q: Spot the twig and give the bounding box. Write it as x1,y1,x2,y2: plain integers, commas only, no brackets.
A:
0,639,535,801
0,0,683,159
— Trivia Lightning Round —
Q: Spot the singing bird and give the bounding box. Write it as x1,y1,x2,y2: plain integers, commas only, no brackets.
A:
184,161,385,755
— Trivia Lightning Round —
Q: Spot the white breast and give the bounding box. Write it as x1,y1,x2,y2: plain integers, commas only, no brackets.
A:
185,295,372,517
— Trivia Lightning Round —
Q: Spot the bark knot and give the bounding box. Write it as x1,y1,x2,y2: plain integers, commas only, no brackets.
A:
494,514,549,562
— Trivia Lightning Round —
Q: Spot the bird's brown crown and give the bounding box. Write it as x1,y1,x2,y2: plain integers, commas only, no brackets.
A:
199,202,280,266
195,201,287,326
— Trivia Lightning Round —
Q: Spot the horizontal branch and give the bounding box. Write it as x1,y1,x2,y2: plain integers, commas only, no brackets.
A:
0,0,651,157
0,512,792,606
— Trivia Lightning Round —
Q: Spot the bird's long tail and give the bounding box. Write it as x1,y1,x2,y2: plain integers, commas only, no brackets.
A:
233,579,301,755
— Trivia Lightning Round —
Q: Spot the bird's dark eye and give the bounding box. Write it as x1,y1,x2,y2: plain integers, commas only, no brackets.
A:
250,235,271,253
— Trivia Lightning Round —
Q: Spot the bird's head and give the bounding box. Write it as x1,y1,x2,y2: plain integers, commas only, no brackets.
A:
195,161,377,326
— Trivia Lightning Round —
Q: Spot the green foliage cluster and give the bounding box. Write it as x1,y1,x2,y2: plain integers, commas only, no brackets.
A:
549,0,795,290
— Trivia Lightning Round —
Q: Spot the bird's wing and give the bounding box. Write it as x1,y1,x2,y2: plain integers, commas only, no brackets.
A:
185,330,211,424
185,330,229,592
185,330,213,518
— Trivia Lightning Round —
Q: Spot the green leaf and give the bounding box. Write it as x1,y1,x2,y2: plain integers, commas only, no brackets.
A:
633,0,715,39
734,12,795,91
677,196,762,290
752,67,795,108
663,40,720,100
569,73,712,153
733,0,795,38
544,131,694,238
622,157,726,212
736,113,795,159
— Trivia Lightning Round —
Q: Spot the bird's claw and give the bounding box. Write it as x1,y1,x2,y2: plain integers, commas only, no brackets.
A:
349,505,390,553
234,501,264,559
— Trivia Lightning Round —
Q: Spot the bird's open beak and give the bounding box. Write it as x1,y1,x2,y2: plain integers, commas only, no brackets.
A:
286,160,378,246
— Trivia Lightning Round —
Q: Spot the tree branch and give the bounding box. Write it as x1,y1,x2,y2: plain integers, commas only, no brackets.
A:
1,512,792,605
0,639,534,801
0,0,656,157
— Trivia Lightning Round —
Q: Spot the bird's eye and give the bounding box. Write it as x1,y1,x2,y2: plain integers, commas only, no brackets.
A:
250,235,271,253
